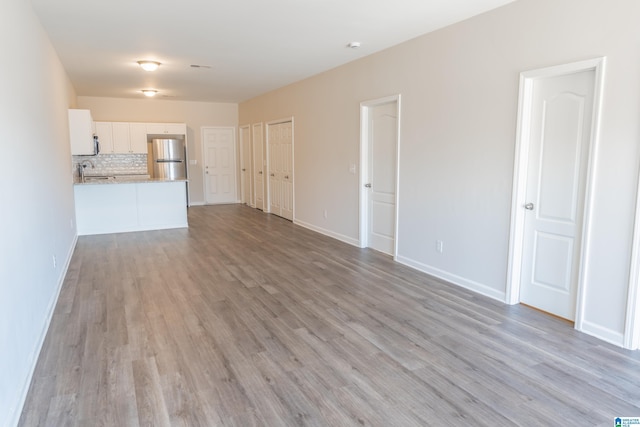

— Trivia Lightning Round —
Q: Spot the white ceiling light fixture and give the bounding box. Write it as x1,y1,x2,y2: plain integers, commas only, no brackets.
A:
141,89,158,97
137,60,161,71
347,42,361,49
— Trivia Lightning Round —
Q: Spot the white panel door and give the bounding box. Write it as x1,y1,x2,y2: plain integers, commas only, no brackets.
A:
367,102,397,255
268,123,282,216
253,123,265,210
280,122,294,220
267,121,294,220
520,70,595,320
203,127,237,204
239,125,252,206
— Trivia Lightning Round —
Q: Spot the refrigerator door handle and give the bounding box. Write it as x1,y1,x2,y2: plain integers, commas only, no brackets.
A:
156,159,184,163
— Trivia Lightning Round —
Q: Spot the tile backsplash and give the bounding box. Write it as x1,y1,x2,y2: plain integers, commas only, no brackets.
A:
72,153,148,177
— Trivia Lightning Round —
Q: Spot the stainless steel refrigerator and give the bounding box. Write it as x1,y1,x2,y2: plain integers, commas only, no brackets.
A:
150,138,186,180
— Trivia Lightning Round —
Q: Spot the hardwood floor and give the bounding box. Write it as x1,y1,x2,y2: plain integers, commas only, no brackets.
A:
19,205,640,426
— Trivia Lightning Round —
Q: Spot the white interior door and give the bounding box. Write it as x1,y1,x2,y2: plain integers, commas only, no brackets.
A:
252,123,264,210
520,69,595,321
366,102,398,255
203,127,237,205
280,122,294,221
239,125,252,206
268,123,282,216
267,120,294,220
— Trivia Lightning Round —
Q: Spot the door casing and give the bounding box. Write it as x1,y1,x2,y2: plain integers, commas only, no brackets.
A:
359,94,402,258
506,58,605,334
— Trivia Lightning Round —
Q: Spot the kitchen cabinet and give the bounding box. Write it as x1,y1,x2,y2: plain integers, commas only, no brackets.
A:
146,123,186,136
129,123,148,153
68,109,96,155
95,122,149,154
112,122,130,153
94,121,113,153
74,180,188,235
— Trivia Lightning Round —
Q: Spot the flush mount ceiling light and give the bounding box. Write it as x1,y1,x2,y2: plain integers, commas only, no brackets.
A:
347,42,361,49
141,89,158,97
137,60,161,71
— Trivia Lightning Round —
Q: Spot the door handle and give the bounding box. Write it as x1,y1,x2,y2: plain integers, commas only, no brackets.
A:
242,168,246,172
284,175,289,179
259,171,263,175
364,183,372,188
270,173,275,177
524,202,534,210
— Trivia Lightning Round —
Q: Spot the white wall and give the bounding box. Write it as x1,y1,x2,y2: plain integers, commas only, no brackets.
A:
0,1,78,425
77,97,238,205
239,0,640,346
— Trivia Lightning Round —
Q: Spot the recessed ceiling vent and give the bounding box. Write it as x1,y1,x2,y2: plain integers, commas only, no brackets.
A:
190,64,212,69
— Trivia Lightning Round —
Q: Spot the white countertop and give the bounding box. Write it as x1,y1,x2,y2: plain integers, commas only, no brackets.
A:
75,176,188,185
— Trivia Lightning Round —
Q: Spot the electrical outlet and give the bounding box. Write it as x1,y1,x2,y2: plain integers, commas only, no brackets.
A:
52,255,57,269
323,209,328,219
436,240,443,254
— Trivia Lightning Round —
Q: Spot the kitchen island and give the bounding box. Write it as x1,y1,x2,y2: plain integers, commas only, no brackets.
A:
74,178,188,235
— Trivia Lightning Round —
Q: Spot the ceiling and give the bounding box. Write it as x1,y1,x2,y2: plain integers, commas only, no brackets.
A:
30,0,516,103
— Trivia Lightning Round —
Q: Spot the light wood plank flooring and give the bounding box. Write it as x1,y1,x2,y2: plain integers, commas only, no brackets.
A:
19,205,640,426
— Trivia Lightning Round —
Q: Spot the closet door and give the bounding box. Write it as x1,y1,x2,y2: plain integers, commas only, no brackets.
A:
253,123,265,210
268,123,282,216
267,120,293,220
280,122,293,221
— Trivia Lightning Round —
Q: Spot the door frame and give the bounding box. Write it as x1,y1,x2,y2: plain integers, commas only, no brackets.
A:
506,58,606,332
239,124,253,206
626,174,640,349
359,94,402,258
201,126,238,205
265,117,294,216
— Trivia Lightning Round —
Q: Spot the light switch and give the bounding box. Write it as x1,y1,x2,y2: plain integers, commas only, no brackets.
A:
189,159,197,165
349,162,357,175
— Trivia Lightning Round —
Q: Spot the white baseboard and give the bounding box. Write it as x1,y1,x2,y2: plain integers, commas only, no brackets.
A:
293,219,360,247
10,234,77,427
580,320,625,348
395,255,506,302
188,201,205,207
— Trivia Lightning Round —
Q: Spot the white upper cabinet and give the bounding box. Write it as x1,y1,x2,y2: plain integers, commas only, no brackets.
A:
112,122,130,153
146,123,187,136
94,121,113,153
95,122,151,154
129,123,148,154
76,117,185,156
68,109,96,155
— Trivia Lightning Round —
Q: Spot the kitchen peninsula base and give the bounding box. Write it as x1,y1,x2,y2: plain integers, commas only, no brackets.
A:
74,180,188,235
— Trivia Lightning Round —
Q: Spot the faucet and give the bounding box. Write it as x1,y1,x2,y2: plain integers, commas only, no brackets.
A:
77,159,95,182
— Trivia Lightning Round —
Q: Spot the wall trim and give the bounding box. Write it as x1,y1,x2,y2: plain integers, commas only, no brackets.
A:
11,234,78,427
294,219,360,248
396,255,506,302
581,320,625,348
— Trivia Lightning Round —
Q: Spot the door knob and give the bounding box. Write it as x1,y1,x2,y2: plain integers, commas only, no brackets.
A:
364,183,372,188
242,168,246,171
270,173,275,177
259,171,263,175
284,175,289,179
524,202,534,210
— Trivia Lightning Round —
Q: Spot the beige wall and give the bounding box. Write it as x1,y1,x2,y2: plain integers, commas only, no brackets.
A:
240,0,640,346
0,0,78,424
77,96,238,205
